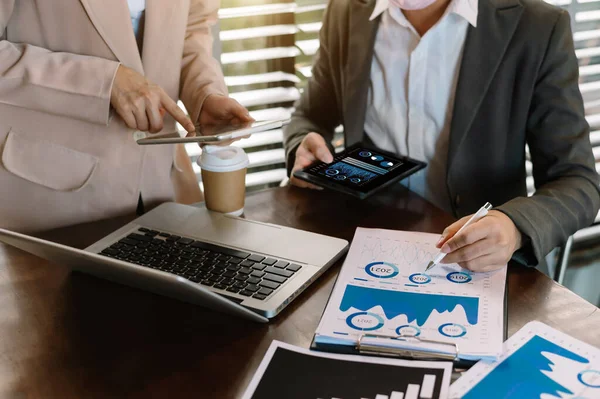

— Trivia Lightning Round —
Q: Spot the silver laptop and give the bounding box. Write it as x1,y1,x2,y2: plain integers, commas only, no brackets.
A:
0,202,348,323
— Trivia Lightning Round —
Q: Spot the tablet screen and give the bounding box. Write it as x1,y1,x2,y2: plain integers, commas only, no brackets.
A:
298,145,425,195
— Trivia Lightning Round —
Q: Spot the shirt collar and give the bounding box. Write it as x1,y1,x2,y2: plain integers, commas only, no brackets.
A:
369,0,478,28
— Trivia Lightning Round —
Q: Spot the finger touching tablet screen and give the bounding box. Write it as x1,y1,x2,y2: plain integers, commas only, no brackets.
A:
293,144,426,199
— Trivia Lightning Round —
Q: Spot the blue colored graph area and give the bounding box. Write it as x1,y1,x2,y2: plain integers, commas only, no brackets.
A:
464,335,591,399
339,285,479,326
319,161,378,183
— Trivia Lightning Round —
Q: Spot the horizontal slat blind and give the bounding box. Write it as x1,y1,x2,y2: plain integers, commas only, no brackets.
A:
186,0,327,192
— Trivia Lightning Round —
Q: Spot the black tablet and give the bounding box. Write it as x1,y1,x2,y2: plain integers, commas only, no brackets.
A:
293,144,426,199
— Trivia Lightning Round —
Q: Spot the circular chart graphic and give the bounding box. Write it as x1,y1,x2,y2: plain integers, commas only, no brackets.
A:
334,175,347,180
438,323,467,338
325,169,339,176
396,325,421,337
447,272,472,284
380,161,394,168
350,178,361,184
578,370,600,388
346,312,385,331
409,273,431,285
371,155,384,161
365,262,399,279
359,151,372,158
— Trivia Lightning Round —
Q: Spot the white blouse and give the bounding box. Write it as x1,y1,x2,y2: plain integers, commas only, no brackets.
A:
127,0,146,37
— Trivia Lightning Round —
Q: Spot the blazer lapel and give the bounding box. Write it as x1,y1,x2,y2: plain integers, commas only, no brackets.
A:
447,0,523,171
447,0,523,172
141,0,179,80
79,0,144,74
344,0,379,146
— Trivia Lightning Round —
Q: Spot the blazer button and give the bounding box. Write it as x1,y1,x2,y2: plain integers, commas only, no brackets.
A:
455,194,461,208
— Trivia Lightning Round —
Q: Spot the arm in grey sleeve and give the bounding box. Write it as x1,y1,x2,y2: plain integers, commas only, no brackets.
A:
497,11,600,266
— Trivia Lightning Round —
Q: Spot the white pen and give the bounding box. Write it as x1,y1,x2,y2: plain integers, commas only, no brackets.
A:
425,202,493,272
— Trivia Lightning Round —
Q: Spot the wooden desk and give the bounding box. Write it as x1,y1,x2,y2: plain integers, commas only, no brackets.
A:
0,187,598,398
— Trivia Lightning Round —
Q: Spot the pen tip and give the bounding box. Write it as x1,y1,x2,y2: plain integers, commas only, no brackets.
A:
426,261,434,271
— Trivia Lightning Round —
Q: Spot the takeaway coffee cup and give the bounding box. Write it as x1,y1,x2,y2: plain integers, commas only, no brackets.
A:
198,145,249,216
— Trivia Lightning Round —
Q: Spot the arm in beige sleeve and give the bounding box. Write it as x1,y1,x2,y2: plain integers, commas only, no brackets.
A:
171,143,204,204
0,2,120,125
179,0,229,125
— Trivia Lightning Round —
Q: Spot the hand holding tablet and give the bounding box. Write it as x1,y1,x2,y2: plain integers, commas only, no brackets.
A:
293,143,426,199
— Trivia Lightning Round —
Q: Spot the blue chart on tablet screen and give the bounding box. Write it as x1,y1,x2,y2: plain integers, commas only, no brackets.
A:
318,162,378,184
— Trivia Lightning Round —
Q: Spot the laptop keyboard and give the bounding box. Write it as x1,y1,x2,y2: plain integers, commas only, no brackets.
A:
98,227,303,301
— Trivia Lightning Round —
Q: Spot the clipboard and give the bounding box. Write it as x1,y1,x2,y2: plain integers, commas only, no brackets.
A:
310,268,509,369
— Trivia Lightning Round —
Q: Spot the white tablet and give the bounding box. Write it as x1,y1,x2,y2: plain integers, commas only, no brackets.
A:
135,119,289,145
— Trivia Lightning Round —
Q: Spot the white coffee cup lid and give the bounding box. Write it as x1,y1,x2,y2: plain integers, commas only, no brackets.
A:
198,145,249,172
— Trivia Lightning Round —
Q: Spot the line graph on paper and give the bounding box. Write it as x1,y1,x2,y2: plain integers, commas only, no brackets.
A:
360,236,437,267
352,235,470,290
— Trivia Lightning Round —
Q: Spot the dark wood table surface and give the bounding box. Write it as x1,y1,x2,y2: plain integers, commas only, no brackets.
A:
1,186,599,398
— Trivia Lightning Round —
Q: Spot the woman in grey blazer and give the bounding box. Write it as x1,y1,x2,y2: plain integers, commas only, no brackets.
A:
284,0,600,272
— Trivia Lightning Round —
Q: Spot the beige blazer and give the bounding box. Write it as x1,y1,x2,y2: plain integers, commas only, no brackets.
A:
0,0,227,232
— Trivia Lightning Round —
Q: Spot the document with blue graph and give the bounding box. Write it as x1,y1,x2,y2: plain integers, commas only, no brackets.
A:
314,228,507,361
450,321,600,399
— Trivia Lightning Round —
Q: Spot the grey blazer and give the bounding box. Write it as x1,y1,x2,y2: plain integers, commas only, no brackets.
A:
284,0,600,265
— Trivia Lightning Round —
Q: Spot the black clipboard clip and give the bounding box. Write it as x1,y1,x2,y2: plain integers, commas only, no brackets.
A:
356,332,459,361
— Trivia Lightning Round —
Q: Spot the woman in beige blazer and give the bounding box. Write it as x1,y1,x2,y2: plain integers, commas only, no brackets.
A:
0,0,250,232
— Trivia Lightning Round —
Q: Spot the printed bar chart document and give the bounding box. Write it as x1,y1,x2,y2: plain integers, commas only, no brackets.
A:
242,340,452,399
313,228,507,361
450,321,600,399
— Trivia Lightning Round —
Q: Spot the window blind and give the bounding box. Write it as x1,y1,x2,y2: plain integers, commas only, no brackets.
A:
185,0,327,193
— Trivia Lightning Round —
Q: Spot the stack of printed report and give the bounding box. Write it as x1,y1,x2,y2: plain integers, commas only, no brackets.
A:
312,228,508,362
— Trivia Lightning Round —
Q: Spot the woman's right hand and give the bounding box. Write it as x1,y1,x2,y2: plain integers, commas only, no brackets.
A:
110,65,196,134
290,132,334,189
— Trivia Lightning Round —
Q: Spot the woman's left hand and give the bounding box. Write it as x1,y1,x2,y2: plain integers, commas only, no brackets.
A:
199,94,253,126
436,210,523,272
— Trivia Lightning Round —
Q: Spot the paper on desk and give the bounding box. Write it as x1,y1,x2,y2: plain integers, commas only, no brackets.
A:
450,321,600,398
242,340,452,399
314,228,507,361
